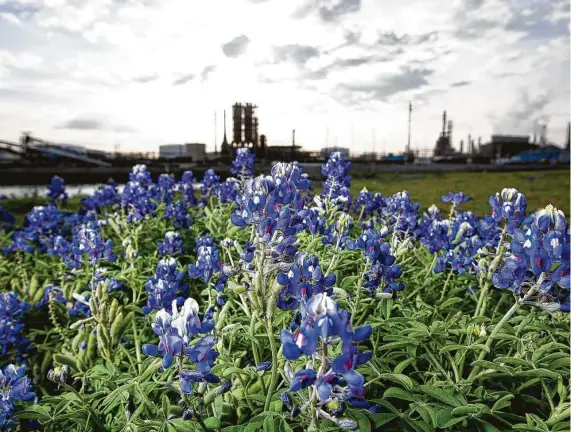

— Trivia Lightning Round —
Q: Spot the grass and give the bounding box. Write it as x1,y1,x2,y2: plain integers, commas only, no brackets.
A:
350,169,570,215
1,169,569,224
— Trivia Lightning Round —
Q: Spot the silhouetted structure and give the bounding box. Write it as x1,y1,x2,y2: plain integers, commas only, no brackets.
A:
566,121,570,149
230,102,261,157
221,110,230,156
479,135,537,158
259,134,267,158
232,103,243,145
434,111,452,156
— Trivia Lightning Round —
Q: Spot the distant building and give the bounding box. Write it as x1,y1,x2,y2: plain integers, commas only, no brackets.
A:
321,147,350,159
479,135,537,158
159,143,206,161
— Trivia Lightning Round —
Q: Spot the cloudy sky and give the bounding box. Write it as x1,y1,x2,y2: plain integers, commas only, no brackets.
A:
0,0,569,155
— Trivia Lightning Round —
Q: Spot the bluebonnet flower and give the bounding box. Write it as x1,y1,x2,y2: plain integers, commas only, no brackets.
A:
298,208,326,235
122,165,158,223
201,169,221,201
353,188,384,219
322,213,353,248
179,171,199,206
164,200,192,229
493,205,570,312
320,152,352,208
276,252,336,311
441,191,470,206
347,228,404,295
47,365,71,384
380,191,420,238
81,180,120,212
230,147,255,180
158,231,184,257
188,237,227,295
67,227,117,268
69,293,92,317
88,269,123,293
0,364,35,430
0,293,30,358
35,285,67,309
143,258,187,314
47,175,69,206
483,188,527,234
0,196,15,231
157,174,177,204
142,298,220,393
280,293,374,414
218,179,239,204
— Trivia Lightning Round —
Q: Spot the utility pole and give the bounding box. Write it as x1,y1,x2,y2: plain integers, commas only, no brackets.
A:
214,112,217,154
407,101,412,154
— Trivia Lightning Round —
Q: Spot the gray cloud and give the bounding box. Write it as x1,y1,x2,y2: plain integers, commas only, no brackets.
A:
172,73,194,86
273,44,320,65
337,67,434,103
201,65,215,81
57,116,135,132
221,35,250,58
292,0,361,22
494,90,552,133
376,31,438,46
133,74,158,83
450,80,470,87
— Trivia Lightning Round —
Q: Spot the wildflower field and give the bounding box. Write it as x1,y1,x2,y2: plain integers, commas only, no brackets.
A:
0,151,569,431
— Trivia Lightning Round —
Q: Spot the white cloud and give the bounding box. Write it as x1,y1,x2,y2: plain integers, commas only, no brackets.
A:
0,0,568,154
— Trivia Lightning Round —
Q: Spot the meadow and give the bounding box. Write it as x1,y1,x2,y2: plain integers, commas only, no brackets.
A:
0,152,568,431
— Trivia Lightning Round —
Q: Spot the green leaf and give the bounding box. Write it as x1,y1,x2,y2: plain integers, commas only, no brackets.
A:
394,358,416,374
440,344,469,353
263,417,276,432
475,419,503,432
440,298,463,309
204,417,221,429
419,385,465,408
436,408,467,428
494,357,531,367
470,360,512,374
379,373,414,391
222,427,246,432
349,410,371,432
492,394,514,412
384,387,419,403
515,369,560,380
370,413,398,428
450,405,483,417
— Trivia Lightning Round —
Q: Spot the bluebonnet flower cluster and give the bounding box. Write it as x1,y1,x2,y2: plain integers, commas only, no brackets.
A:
276,252,336,311
179,171,198,206
69,293,92,317
322,213,353,248
483,188,527,234
493,205,570,312
320,152,352,207
280,294,375,416
121,165,157,223
347,228,404,295
201,169,221,202
164,200,192,229
47,175,69,206
218,179,239,204
353,188,384,219
143,258,187,314
4,205,65,253
0,293,30,359
188,237,227,302
298,208,326,235
88,269,123,292
0,364,35,430
142,298,220,394
0,196,15,231
158,231,184,256
230,163,311,241
230,147,255,180
380,191,420,237
157,174,177,205
81,181,120,211
35,285,67,309
63,227,117,268
441,191,470,207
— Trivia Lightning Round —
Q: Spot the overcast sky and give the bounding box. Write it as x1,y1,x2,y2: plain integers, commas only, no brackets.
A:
0,0,569,154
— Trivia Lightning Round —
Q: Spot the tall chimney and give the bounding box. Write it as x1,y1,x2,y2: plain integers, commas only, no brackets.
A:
460,140,464,154
566,121,570,149
442,111,447,135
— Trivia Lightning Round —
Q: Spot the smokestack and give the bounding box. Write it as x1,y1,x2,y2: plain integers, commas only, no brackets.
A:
442,111,447,135
460,140,464,154
478,137,481,154
566,121,570,149
292,129,296,146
